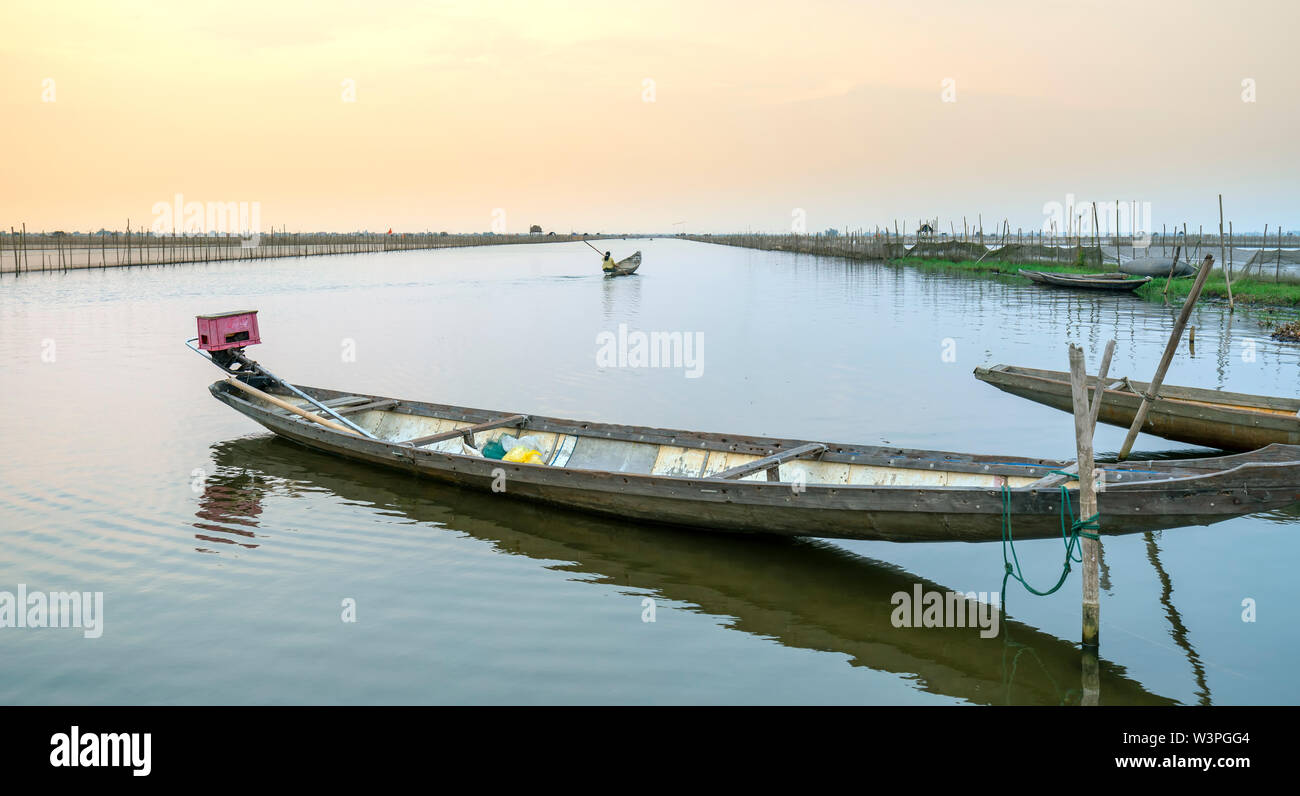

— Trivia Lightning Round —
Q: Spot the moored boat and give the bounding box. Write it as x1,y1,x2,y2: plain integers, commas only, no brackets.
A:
203,376,1300,542
974,364,1300,451
190,313,1300,542
1019,269,1151,291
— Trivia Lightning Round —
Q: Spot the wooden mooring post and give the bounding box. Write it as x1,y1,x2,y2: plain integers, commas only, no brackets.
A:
1069,338,1114,704
1067,341,1113,651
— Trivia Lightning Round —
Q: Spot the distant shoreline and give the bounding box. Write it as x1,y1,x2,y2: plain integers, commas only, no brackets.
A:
0,232,651,275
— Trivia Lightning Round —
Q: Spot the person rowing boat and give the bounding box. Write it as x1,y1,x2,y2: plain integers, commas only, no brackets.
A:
601,251,616,272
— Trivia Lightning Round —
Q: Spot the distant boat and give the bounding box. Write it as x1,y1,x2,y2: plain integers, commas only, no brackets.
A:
1019,269,1151,291
975,364,1300,451
604,251,641,277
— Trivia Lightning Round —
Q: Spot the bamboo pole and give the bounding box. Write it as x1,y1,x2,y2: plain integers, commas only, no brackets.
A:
1162,245,1182,295
1118,255,1215,460
1255,224,1268,279
1276,224,1283,283
1068,344,1101,649
224,377,363,435
1088,339,1117,432
1131,199,1137,261
1092,204,1101,268
1219,194,1233,309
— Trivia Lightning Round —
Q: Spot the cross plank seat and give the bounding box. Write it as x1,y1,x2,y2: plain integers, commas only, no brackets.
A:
402,414,529,448
712,443,828,480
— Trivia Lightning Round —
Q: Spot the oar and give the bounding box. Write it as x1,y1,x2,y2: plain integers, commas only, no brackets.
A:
581,238,605,255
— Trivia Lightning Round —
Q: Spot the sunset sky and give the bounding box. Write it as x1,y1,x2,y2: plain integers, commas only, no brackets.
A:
2,0,1297,234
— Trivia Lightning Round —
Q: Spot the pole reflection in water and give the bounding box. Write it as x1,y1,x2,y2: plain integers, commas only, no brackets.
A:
1144,531,1213,706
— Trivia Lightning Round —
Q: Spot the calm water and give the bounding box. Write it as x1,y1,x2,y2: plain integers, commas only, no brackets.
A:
1,238,1298,705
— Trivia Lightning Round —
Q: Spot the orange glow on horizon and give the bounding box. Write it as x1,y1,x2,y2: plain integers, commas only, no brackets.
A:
2,0,1298,233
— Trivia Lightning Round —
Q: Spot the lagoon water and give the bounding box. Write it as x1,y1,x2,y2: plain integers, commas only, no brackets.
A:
1,237,1297,704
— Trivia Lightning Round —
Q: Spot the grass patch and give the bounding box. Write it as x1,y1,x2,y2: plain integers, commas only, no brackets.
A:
1144,274,1300,307
895,256,1300,308
894,257,1112,277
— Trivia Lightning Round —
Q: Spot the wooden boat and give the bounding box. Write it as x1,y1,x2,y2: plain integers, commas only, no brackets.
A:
975,364,1300,451
207,377,1300,542
1019,269,1130,283
1018,269,1151,291
604,251,641,277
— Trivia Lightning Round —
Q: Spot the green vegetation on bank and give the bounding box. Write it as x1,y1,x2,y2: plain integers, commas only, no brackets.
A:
894,257,1300,308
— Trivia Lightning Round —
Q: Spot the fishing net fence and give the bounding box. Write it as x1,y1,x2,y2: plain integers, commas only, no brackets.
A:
1110,245,1300,283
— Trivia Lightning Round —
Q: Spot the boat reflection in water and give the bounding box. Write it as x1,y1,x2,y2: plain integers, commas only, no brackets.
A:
201,434,1181,705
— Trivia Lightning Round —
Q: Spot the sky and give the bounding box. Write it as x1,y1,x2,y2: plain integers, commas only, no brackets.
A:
2,0,1298,234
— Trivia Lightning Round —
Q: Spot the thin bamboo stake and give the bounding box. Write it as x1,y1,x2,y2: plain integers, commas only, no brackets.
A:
1219,194,1233,310
1162,245,1182,295
1088,339,1117,433
1276,224,1283,283
1118,255,1216,460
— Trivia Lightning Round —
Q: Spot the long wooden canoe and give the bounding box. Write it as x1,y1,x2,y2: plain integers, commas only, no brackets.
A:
1019,269,1151,291
975,364,1300,451
208,378,1300,541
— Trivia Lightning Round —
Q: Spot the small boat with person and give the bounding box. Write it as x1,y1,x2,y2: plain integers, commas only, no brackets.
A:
604,250,641,277
585,237,641,277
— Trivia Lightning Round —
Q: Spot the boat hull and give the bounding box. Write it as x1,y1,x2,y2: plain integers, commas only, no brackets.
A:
209,380,1300,542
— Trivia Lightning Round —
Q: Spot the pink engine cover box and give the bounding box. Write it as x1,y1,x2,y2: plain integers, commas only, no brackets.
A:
196,311,260,351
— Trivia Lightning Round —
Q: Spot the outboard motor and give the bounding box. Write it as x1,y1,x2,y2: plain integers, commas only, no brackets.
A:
186,311,377,438
195,310,262,373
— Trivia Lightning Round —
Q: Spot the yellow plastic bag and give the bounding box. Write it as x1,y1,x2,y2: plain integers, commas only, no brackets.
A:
502,446,544,464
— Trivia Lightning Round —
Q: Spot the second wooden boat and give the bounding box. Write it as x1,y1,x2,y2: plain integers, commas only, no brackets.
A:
1019,270,1151,291
975,364,1300,451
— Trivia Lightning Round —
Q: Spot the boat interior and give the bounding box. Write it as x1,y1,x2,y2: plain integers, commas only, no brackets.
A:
222,381,1256,490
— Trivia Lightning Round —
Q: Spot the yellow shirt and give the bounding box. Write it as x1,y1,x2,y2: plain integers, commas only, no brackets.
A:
602,255,615,271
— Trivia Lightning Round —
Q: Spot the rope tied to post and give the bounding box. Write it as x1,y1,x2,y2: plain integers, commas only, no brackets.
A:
1000,485,1100,598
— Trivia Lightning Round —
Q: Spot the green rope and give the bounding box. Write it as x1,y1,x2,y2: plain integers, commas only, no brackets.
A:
1000,485,1100,598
